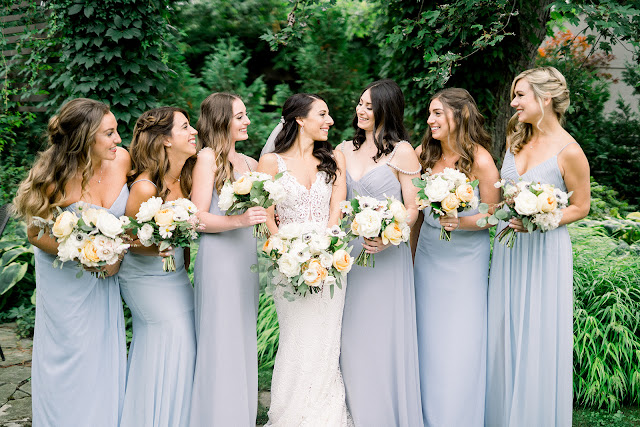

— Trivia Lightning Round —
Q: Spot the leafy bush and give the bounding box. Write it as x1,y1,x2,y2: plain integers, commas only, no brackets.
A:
0,220,35,314
571,223,640,411
256,293,279,370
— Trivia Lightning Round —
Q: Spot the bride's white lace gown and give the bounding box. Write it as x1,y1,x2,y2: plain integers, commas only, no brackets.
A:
265,154,352,426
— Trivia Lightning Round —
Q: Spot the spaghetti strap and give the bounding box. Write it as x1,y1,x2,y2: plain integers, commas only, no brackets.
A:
386,140,421,175
556,141,578,156
242,154,253,172
339,141,347,152
130,179,157,189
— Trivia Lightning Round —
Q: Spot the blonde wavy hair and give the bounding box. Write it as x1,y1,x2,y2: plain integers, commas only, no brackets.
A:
418,88,491,179
13,98,110,223
128,107,194,200
507,66,571,154
196,92,240,194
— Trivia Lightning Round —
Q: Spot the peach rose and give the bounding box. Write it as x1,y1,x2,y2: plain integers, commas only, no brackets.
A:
52,211,78,239
536,192,558,213
232,175,253,195
154,208,174,227
80,240,100,264
332,249,353,273
441,193,460,214
263,236,285,255
381,221,404,245
455,183,474,203
303,259,327,287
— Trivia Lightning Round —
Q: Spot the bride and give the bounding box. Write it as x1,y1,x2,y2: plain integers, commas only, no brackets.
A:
257,93,351,426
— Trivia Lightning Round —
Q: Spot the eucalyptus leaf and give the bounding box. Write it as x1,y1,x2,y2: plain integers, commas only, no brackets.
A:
478,203,489,214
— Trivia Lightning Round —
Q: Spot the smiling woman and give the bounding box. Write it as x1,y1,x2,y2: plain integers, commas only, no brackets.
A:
12,98,131,427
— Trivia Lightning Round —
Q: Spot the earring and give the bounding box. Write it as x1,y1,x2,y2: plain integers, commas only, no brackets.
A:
300,124,305,135
167,143,172,147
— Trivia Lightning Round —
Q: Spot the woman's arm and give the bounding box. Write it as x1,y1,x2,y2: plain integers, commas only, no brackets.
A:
257,154,280,235
558,142,590,225
27,225,59,255
125,179,165,256
390,142,422,227
328,150,347,228
191,148,266,233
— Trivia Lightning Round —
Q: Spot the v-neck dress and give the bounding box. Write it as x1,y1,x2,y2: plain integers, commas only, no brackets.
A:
485,146,574,427
31,185,128,427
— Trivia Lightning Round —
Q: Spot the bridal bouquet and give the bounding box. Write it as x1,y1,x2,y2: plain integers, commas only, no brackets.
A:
33,204,131,278
128,197,201,271
412,168,479,241
218,171,286,238
476,179,572,248
260,223,353,300
340,195,411,267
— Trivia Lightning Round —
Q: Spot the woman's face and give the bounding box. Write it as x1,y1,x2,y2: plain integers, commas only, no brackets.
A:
92,112,121,162
355,88,375,132
229,98,250,143
300,99,334,141
167,112,197,157
427,98,455,142
511,78,541,124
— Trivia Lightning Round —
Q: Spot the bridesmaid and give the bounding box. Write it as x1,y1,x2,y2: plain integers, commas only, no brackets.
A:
485,67,590,426
13,98,128,426
189,93,266,426
411,88,500,426
338,79,423,426
118,107,198,427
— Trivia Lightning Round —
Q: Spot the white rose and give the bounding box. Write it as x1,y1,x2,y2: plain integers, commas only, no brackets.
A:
263,180,287,204
401,224,411,242
514,190,539,216
137,223,154,246
218,182,236,212
309,234,331,254
96,211,124,239
424,176,452,203
174,198,198,214
353,209,383,238
278,253,301,278
319,251,334,269
136,196,163,222
249,171,272,182
172,206,190,222
81,208,101,227
442,167,467,187
278,223,303,240
52,211,78,239
388,198,408,223
57,238,78,262
93,235,118,263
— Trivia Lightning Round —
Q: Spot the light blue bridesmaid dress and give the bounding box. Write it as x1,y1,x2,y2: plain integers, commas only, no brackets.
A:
31,185,128,427
340,142,423,426
118,181,196,427
414,187,488,427
485,145,575,427
189,168,260,427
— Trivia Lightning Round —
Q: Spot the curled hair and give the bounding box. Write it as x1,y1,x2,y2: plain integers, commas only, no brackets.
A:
196,92,240,194
507,66,571,154
13,98,110,222
352,79,409,161
128,107,193,199
273,93,337,184
418,88,491,179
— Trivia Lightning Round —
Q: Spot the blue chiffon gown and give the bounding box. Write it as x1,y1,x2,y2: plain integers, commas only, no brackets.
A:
31,185,128,427
119,240,196,426
485,146,575,427
340,143,423,426
414,189,488,427
189,171,260,427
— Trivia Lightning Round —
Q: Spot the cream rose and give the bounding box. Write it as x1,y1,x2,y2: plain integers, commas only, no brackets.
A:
441,193,461,214
278,253,300,278
382,221,404,245
81,208,100,226
137,223,154,246
415,195,430,210
333,249,353,273
455,183,475,203
263,236,285,255
80,240,101,266
424,176,452,202
218,182,235,211
514,190,539,216
388,199,408,223
309,234,331,254
232,175,253,195
154,209,175,227
96,211,124,239
303,259,327,287
52,211,78,239
136,196,163,222
536,192,558,213
353,209,382,238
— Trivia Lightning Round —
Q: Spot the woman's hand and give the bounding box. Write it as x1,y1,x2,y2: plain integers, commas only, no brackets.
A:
237,206,268,228
159,246,175,258
85,255,124,277
362,236,390,254
439,215,460,232
508,217,528,233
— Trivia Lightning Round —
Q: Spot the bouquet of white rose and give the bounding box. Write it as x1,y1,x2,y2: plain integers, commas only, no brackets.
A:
128,197,202,271
218,171,286,238
476,179,572,248
259,223,354,300
340,195,411,267
412,167,479,241
33,204,131,278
